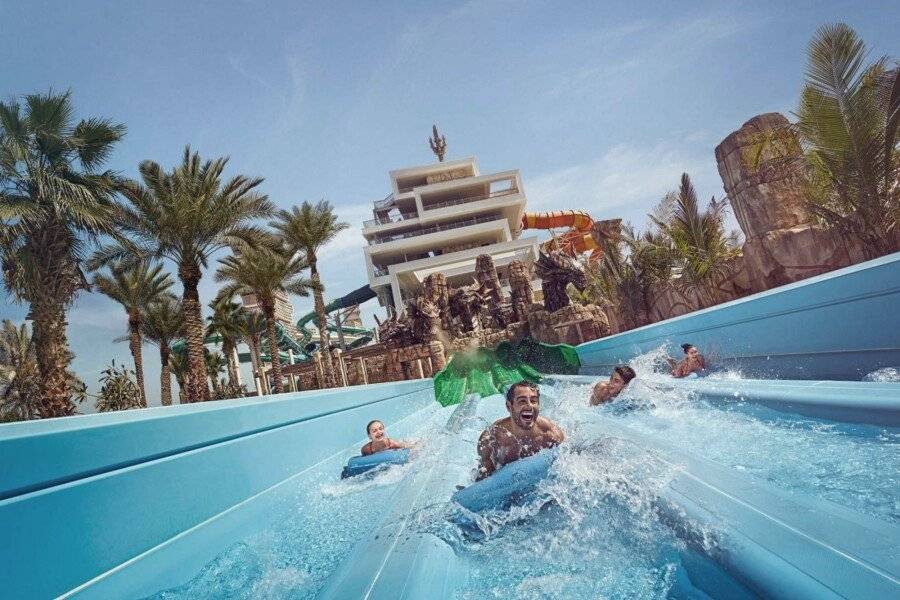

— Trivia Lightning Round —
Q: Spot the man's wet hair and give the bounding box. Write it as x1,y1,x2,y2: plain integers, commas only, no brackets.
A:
681,343,694,354
613,365,636,384
366,419,382,434
505,380,539,403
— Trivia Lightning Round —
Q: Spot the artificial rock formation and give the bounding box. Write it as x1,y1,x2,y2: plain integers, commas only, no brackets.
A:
533,250,587,313
423,273,451,332
507,260,534,322
715,112,852,292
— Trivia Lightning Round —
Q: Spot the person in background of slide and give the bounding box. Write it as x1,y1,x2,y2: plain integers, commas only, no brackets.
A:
476,381,565,481
668,343,706,378
590,365,637,405
361,420,411,456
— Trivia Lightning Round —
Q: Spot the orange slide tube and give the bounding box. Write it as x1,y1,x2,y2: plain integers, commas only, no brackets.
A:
521,210,601,259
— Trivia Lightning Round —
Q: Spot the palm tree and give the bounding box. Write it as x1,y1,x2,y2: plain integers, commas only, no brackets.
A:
141,296,183,406
0,320,40,421
271,200,348,387
215,239,313,393
205,350,227,397
206,299,246,393
91,147,273,402
0,91,126,417
650,174,741,307
242,310,268,395
797,23,899,258
169,349,189,404
93,261,173,406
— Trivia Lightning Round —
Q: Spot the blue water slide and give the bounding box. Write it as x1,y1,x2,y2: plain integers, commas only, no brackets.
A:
549,374,900,427
577,252,900,380
0,380,434,599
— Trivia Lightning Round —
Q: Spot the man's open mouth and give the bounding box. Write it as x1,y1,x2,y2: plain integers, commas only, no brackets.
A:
520,410,536,424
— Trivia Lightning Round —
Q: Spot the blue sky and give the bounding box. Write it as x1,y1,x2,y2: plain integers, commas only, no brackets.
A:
3,1,898,407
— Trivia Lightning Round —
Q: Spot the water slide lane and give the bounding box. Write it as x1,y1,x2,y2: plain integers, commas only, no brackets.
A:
548,374,900,427
576,252,900,380
0,380,435,599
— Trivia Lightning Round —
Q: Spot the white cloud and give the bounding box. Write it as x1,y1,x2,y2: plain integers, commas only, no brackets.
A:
524,141,716,224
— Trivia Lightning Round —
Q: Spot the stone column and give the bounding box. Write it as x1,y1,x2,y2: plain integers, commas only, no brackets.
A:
428,341,447,372
286,349,297,392
333,348,348,387
358,357,369,385
715,112,851,291
508,260,534,323
313,352,325,389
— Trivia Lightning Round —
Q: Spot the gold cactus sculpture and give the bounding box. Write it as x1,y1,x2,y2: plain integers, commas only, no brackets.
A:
428,124,447,162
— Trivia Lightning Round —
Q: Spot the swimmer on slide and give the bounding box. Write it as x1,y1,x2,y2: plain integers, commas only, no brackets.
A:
361,420,413,456
590,365,636,405
667,343,706,378
475,381,565,481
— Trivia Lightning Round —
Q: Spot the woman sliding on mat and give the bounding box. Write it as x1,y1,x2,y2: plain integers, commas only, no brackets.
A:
361,420,414,456
667,343,706,378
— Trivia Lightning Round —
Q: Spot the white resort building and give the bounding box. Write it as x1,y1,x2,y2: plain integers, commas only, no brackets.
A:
362,157,541,313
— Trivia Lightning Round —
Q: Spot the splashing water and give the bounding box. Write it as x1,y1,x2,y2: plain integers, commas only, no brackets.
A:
864,367,900,382
564,347,900,523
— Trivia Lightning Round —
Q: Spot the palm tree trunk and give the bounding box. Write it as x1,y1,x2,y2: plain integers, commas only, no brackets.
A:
30,297,75,418
128,314,147,407
263,305,284,393
248,336,268,395
309,262,335,387
223,339,239,390
159,346,172,406
179,266,208,402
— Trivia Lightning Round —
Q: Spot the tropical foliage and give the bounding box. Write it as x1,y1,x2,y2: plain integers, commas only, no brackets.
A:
91,147,273,403
648,175,742,306
93,261,173,405
271,200,347,388
215,238,313,393
141,296,183,406
94,360,142,412
0,91,125,416
796,23,899,258
0,320,40,421
206,299,247,394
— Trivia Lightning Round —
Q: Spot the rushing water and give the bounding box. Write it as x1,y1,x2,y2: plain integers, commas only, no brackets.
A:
149,401,453,600
563,345,900,524
151,348,898,598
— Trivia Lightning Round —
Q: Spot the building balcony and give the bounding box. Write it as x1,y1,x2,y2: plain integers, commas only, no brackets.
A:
422,184,519,212
367,214,503,246
362,212,418,227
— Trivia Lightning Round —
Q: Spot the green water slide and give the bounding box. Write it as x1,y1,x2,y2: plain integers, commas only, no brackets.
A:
432,337,581,407
296,284,377,349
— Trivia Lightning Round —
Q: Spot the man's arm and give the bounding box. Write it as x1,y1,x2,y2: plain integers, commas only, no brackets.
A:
475,428,497,481
590,382,610,406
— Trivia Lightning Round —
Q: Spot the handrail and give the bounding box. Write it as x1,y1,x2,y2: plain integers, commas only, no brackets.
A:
363,212,418,227
368,214,504,245
422,186,518,211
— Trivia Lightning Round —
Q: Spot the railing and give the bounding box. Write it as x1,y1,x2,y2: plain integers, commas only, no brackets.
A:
368,214,504,245
373,265,390,277
363,212,418,227
422,185,518,211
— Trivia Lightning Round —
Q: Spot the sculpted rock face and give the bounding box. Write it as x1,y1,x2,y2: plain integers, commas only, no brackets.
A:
507,260,534,322
534,250,586,313
715,112,852,291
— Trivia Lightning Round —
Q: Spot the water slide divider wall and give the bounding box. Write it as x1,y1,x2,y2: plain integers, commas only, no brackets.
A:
0,379,433,599
576,252,900,381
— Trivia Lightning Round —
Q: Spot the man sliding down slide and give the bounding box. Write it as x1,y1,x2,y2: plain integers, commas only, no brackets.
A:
476,381,565,481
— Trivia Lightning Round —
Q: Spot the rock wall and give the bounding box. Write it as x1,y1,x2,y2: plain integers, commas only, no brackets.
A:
715,112,854,292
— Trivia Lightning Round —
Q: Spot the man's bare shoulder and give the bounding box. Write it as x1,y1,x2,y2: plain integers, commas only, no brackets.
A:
536,417,565,441
479,417,512,440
